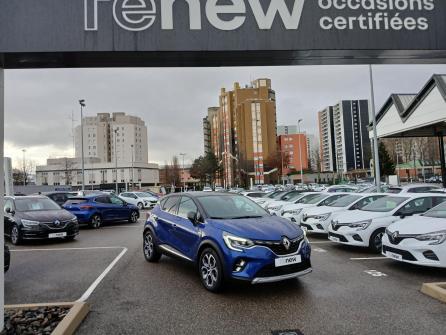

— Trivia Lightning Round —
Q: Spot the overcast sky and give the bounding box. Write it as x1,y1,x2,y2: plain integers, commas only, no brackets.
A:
4,64,446,169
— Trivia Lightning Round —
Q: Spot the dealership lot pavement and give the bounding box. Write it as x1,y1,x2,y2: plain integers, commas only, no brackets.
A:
5,216,446,335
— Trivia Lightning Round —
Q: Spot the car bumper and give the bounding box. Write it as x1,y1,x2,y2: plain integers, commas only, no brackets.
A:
225,239,312,283
327,226,370,247
382,235,446,268
21,225,79,240
69,211,94,224
300,218,331,234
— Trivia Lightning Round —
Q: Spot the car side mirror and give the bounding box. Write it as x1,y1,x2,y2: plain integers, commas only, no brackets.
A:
187,211,198,225
5,208,14,215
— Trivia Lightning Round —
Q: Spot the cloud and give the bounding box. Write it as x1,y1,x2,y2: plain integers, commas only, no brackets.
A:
4,64,446,168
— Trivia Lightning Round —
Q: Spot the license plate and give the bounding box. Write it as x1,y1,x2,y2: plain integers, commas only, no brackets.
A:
386,251,403,261
275,255,302,267
49,232,67,238
329,236,340,242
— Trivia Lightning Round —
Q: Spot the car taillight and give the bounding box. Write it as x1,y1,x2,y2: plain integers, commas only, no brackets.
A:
80,205,94,210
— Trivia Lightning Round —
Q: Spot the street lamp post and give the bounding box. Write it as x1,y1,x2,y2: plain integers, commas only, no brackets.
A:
298,119,304,186
22,149,26,186
114,127,118,194
79,99,86,191
180,153,186,192
131,144,134,190
369,65,381,192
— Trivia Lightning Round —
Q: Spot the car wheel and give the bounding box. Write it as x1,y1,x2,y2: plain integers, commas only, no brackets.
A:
90,215,102,229
369,229,385,253
199,248,224,292
137,202,144,210
11,225,21,245
143,230,161,262
129,211,139,223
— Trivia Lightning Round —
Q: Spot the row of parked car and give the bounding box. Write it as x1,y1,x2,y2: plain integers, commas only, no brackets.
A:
248,185,446,268
3,190,160,247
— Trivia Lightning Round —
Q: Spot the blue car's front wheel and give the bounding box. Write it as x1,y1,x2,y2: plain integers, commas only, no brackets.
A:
143,230,161,262
199,248,224,292
90,214,102,229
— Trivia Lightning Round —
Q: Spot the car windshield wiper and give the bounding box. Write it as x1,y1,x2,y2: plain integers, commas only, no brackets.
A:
229,215,264,219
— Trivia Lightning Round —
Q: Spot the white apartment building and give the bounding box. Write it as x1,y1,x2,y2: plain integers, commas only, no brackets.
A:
75,112,148,164
318,106,336,172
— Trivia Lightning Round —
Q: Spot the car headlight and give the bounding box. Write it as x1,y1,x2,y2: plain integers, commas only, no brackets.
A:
70,217,78,223
415,230,446,245
21,219,40,228
347,219,372,230
257,200,266,204
283,208,303,216
310,213,331,221
223,232,254,252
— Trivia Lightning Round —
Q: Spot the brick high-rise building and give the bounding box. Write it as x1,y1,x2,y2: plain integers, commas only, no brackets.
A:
205,79,278,187
277,134,309,178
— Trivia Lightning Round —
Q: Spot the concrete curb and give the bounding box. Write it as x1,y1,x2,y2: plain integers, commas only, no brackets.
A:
421,282,446,304
5,302,90,335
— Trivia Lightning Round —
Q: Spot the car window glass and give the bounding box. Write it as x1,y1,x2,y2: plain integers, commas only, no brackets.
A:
110,196,124,205
162,196,179,214
354,195,383,209
121,193,129,197
4,199,14,213
319,194,346,206
433,197,446,207
401,197,433,214
177,197,198,219
51,194,66,203
95,196,111,204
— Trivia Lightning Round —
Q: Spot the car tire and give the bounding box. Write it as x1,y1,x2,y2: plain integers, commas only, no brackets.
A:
137,202,144,210
199,248,224,292
369,229,385,253
129,211,139,223
90,214,102,229
10,224,21,245
143,230,161,262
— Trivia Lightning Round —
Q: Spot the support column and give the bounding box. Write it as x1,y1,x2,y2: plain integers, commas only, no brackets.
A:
438,135,446,188
0,67,5,331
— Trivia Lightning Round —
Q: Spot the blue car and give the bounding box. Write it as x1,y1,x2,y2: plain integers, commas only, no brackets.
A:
63,193,140,229
143,192,311,292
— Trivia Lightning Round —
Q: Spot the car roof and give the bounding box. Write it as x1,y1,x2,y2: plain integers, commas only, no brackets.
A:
6,195,49,200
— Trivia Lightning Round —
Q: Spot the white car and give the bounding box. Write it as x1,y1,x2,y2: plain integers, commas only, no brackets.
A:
386,184,441,194
328,194,446,252
383,201,446,268
253,191,290,208
281,193,349,224
326,185,359,193
119,191,159,210
299,194,386,234
203,187,213,192
265,192,309,215
240,191,266,200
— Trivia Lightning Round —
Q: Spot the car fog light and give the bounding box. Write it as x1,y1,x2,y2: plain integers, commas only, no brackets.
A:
234,259,247,272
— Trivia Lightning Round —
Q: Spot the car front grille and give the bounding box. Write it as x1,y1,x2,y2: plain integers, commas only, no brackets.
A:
382,245,417,261
328,232,348,242
255,259,311,278
254,236,303,256
40,221,73,229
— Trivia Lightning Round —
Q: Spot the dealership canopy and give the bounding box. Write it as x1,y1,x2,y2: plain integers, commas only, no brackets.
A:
1,0,446,68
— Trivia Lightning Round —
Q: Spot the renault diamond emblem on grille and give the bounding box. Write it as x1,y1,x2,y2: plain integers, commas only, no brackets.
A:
54,220,61,226
282,237,291,250
392,231,399,241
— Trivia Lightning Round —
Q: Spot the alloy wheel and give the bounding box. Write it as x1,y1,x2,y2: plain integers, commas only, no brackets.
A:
91,215,101,229
144,234,154,259
131,211,139,223
11,226,19,244
137,203,143,210
201,253,219,289
373,232,384,251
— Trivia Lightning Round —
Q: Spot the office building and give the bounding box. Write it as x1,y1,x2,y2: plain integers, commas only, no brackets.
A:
206,79,278,187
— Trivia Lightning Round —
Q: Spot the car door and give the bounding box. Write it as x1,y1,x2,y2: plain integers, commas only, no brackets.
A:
3,198,15,236
109,195,130,220
174,196,202,258
94,196,114,221
154,196,180,246
395,197,436,217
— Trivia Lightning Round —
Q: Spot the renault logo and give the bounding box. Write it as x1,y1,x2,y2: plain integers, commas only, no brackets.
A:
392,231,399,241
54,220,61,226
282,237,291,250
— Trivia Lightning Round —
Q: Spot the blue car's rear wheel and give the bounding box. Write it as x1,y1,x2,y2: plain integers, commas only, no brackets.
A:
129,211,139,223
143,230,161,262
90,214,102,229
199,248,223,292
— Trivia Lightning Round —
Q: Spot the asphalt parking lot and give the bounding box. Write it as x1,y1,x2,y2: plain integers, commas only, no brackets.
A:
4,213,446,335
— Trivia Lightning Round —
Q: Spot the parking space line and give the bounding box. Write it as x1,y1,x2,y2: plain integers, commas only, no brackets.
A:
77,247,128,302
309,241,334,244
10,246,125,252
351,257,388,261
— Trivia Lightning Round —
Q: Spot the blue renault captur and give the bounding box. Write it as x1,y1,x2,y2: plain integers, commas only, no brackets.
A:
63,193,139,229
143,192,311,292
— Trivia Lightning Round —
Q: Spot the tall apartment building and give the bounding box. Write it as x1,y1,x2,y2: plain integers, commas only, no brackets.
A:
306,134,318,171
75,112,148,165
206,79,278,187
203,107,219,155
318,101,371,173
277,125,298,136
277,134,309,176
318,107,336,172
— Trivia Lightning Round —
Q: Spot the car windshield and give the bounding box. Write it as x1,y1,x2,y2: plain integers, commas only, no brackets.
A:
423,202,446,218
267,191,286,199
15,198,61,211
281,192,303,202
296,194,323,204
198,195,268,219
329,195,362,207
386,188,402,194
360,196,409,212
135,192,154,198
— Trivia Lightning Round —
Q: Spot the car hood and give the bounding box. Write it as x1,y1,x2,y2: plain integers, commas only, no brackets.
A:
282,203,314,211
140,196,158,201
18,209,75,222
209,216,302,241
303,206,343,216
267,200,288,208
388,216,446,234
334,210,390,223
